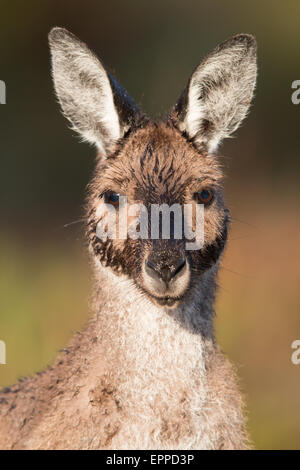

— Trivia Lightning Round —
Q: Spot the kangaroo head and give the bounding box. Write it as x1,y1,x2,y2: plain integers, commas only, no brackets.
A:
49,28,257,309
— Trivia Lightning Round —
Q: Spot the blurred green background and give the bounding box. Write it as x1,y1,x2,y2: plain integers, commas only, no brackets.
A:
0,0,299,449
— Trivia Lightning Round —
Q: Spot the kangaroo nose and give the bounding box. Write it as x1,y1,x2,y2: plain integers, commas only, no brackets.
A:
145,258,186,284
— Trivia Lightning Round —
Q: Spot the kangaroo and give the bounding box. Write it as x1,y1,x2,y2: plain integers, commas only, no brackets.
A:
0,28,257,450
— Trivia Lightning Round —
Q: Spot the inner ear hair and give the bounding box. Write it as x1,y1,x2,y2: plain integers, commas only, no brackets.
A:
171,33,257,154
49,27,144,156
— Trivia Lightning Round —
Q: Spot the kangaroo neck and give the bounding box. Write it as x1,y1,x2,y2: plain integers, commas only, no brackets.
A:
90,260,218,379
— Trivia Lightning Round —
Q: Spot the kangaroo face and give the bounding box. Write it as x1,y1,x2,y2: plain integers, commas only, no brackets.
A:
49,28,256,308
87,123,228,307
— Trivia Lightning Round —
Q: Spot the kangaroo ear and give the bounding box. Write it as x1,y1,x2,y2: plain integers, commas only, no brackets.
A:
49,27,143,156
171,34,257,154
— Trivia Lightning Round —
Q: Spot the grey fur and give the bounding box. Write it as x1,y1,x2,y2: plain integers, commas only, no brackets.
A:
174,34,257,153
0,30,257,450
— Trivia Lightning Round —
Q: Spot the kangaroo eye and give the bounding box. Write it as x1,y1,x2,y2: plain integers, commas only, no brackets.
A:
194,189,214,205
103,191,120,206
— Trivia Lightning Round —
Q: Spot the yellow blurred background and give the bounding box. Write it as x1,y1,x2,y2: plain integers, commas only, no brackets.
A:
0,0,299,449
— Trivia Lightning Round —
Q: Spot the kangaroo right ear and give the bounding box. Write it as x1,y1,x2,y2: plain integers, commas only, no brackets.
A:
171,34,257,154
49,27,143,156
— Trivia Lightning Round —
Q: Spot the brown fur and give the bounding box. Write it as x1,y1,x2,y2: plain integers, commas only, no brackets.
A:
0,293,249,449
0,29,257,449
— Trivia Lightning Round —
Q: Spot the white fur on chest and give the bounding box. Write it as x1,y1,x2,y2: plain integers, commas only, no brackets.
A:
95,262,211,449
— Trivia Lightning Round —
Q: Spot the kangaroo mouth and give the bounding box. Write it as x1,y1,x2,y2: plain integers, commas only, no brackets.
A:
152,295,180,307
139,287,183,308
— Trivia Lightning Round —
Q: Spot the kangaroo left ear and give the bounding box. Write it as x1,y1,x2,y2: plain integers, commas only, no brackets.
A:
49,27,144,157
170,34,257,154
